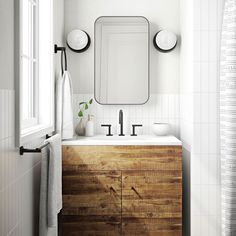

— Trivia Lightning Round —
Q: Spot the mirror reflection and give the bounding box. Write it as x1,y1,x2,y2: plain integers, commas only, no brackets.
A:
95,16,150,105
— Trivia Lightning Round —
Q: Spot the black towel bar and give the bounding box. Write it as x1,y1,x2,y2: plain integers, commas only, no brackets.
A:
19,134,51,156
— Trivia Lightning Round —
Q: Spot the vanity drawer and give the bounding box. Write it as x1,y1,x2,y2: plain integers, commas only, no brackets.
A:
62,171,122,235
62,170,121,216
122,170,182,218
62,145,182,171
121,170,182,236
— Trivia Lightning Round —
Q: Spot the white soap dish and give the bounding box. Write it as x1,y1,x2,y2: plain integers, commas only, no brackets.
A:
153,123,170,136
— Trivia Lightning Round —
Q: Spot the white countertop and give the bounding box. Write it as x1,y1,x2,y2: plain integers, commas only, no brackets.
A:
62,135,182,146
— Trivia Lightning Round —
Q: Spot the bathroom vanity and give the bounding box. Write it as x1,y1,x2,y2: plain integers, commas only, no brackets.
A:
61,136,182,236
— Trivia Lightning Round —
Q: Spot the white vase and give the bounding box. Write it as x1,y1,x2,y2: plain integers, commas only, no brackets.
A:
75,118,85,136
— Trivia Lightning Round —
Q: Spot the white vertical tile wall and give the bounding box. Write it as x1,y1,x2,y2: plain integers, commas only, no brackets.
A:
0,89,43,236
180,0,193,235
191,0,224,235
73,94,180,137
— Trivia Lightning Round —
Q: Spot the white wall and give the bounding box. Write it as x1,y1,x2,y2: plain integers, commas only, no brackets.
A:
65,0,180,94
0,0,64,235
180,0,193,149
73,93,180,136
190,0,224,235
0,0,14,89
65,0,181,136
180,0,193,235
180,0,224,235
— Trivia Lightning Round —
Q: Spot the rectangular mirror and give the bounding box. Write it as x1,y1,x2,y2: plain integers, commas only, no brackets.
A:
95,16,150,105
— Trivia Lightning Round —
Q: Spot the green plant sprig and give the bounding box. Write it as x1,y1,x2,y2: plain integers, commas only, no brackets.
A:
78,98,93,118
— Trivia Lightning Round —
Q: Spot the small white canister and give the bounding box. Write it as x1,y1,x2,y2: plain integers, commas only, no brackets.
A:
153,123,170,136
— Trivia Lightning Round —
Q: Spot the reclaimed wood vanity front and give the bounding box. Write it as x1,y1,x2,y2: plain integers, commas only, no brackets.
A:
62,145,182,236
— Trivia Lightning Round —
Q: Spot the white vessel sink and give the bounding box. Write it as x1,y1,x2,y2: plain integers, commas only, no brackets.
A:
62,135,182,146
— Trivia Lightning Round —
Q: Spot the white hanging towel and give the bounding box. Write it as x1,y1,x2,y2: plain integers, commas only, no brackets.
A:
56,71,74,139
39,134,62,236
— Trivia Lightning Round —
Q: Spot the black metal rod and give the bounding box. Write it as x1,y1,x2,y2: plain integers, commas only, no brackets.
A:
61,51,64,75
19,134,51,156
64,50,67,71
60,50,67,74
54,44,66,53
101,124,113,136
119,110,125,136
55,44,67,74
131,124,143,136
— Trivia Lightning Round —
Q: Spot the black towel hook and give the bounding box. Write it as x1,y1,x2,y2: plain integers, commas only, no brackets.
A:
54,44,67,75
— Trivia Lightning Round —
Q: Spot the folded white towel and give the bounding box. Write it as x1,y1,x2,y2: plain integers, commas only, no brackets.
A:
39,134,62,236
56,71,74,139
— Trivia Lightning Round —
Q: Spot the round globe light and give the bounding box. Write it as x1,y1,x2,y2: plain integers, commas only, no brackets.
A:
67,30,90,52
153,30,177,52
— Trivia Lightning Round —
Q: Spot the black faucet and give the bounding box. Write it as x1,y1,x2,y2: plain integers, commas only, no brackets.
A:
101,124,113,136
119,109,125,136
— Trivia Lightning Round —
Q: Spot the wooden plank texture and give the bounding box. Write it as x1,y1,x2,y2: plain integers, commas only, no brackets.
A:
62,171,121,216
62,145,182,236
122,170,182,235
62,170,122,235
62,145,182,171
122,218,182,236
62,215,121,236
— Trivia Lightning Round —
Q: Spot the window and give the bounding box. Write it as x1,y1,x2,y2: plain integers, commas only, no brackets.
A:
21,0,38,129
16,0,54,145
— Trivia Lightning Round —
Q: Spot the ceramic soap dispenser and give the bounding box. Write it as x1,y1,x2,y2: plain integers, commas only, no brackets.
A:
85,114,94,137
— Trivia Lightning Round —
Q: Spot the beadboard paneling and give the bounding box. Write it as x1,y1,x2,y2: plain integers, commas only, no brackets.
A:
0,89,42,236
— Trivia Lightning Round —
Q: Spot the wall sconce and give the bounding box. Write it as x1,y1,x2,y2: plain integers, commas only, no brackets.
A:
153,30,177,52
66,29,91,53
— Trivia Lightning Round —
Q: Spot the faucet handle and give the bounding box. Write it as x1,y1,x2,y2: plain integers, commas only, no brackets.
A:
101,124,113,136
131,124,143,136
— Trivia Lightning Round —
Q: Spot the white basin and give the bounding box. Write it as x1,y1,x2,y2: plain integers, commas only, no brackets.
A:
153,123,171,136
62,135,182,146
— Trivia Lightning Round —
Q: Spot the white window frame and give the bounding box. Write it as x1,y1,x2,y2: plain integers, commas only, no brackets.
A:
21,0,39,130
15,0,54,146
